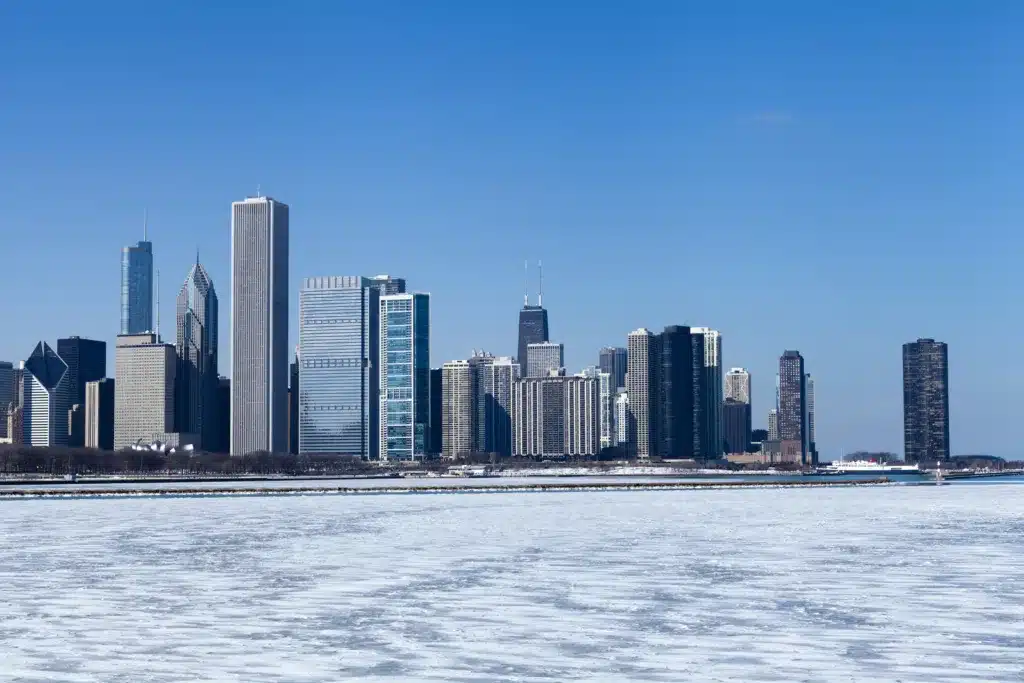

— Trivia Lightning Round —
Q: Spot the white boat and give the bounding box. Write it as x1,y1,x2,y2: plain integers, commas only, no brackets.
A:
821,459,920,475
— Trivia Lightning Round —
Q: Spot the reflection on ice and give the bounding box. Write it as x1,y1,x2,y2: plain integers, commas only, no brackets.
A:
1,485,1022,681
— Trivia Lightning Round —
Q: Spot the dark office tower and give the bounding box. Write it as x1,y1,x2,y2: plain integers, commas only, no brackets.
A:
778,350,808,464
598,347,628,392
722,398,751,454
68,404,85,448
429,368,442,456
121,214,154,335
289,355,299,455
656,326,696,460
214,377,230,453
85,378,115,450
902,338,950,464
57,337,107,409
0,361,12,439
367,275,407,295
516,262,550,377
690,330,709,460
175,260,218,449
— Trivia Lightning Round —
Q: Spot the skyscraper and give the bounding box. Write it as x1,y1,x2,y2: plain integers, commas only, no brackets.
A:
114,333,177,450
289,352,299,455
777,350,808,464
481,356,519,457
429,368,442,456
627,328,657,460
722,398,751,454
367,274,407,295
614,389,630,448
579,367,613,451
902,338,950,463
725,367,751,404
441,360,472,459
511,373,599,458
57,337,107,409
768,408,778,441
658,325,697,460
298,276,379,457
516,263,549,381
0,361,12,439
805,374,816,451
21,342,70,447
379,293,430,461
526,341,564,378
121,216,154,335
691,328,722,458
231,195,289,455
467,351,496,452
175,259,218,450
85,378,115,450
598,347,628,392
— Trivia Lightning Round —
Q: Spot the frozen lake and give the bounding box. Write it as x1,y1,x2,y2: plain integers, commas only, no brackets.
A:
1,484,1022,681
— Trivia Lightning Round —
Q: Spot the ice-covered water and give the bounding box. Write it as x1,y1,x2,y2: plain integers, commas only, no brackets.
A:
1,485,1022,682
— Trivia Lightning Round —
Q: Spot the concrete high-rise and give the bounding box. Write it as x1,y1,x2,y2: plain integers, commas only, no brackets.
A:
56,337,106,411
598,347,628,392
511,373,599,458
902,338,950,464
121,215,154,335
175,259,218,450
467,352,496,452
0,361,12,439
379,293,430,461
725,368,751,404
627,328,657,460
441,360,472,459
480,356,519,457
21,342,70,447
691,328,722,458
579,367,613,451
527,341,564,378
114,333,177,450
298,277,379,457
614,388,629,447
768,408,778,441
231,195,289,455
85,378,115,450
777,350,808,464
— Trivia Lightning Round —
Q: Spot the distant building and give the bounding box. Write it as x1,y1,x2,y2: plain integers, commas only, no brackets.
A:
231,195,289,455
85,378,115,450
725,368,751,405
56,337,106,413
722,398,751,454
751,428,768,443
658,325,701,460
0,361,12,439
22,342,70,447
805,373,816,456
175,259,218,450
627,328,657,460
366,274,407,295
114,333,176,450
767,409,778,441
379,293,430,461
778,350,810,465
516,292,549,382
614,388,630,447
598,347,628,392
298,277,379,458
6,403,23,445
902,338,950,463
467,352,496,451
441,360,472,460
121,220,154,334
479,356,519,457
579,367,613,450
512,373,599,458
68,404,85,448
213,377,230,453
429,368,442,456
691,328,722,458
526,341,564,378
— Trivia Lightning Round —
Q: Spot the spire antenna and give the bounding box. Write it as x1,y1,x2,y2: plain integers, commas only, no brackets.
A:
155,269,161,342
538,260,543,307
523,260,529,307
256,184,261,198
143,208,148,241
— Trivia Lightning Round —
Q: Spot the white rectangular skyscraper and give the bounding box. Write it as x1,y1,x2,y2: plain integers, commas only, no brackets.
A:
114,334,176,450
231,196,289,455
526,341,564,378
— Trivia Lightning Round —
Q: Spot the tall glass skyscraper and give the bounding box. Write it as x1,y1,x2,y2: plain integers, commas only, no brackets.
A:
777,350,808,464
298,276,380,458
902,338,949,464
121,226,153,335
231,195,289,455
175,259,218,449
379,293,430,461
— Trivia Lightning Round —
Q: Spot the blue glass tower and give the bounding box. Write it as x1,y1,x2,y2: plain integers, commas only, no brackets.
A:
379,293,430,461
121,215,153,335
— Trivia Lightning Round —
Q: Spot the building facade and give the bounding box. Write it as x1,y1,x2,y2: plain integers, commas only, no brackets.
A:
175,260,218,450
722,398,751,454
0,361,12,439
367,274,406,295
659,325,698,460
481,356,519,457
441,360,472,459
231,195,289,455
429,368,442,456
526,341,564,378
725,367,751,404
298,276,380,457
691,328,722,458
289,354,299,455
379,293,430,461
768,408,778,441
114,334,176,450
614,388,629,448
121,231,154,335
777,350,808,464
902,338,950,463
627,328,657,460
516,304,549,381
21,342,70,447
511,373,599,458
56,337,107,412
598,347,628,392
85,378,115,450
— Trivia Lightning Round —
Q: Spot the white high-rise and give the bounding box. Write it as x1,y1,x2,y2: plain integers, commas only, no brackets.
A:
626,328,656,460
114,333,177,450
614,388,629,447
768,408,779,441
579,366,613,451
441,360,472,459
725,368,751,404
231,195,289,455
526,341,564,378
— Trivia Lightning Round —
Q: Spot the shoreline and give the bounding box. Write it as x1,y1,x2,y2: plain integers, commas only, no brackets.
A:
0,478,895,499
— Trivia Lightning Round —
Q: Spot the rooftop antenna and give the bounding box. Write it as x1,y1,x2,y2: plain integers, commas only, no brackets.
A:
523,260,529,307
143,208,148,241
538,260,543,307
155,269,161,342
256,184,261,198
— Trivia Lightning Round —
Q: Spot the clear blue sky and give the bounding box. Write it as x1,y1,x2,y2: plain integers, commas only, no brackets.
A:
2,2,1022,458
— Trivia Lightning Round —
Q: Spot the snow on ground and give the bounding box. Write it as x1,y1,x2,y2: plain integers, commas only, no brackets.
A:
1,485,1022,682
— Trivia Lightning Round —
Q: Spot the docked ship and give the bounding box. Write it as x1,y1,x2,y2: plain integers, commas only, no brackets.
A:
819,460,920,475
